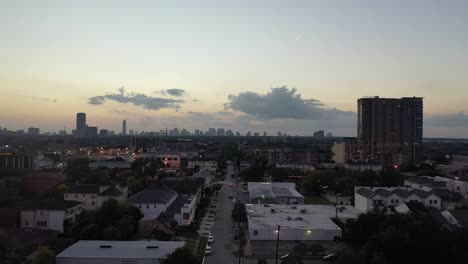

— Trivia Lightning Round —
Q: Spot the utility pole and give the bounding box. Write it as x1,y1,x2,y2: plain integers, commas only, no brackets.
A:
275,225,281,264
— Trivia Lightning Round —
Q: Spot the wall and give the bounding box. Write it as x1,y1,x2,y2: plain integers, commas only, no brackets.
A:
248,227,341,241
21,210,65,232
65,193,97,210
56,258,159,264
332,142,346,164
354,193,370,212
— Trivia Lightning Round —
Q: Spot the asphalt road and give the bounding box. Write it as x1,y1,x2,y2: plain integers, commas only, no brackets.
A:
205,164,238,264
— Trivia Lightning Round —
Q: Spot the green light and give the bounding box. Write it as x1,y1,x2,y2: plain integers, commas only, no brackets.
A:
307,230,312,235
261,195,265,199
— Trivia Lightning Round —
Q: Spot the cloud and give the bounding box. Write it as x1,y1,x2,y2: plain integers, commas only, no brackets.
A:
216,111,234,116
88,87,183,110
225,86,350,120
22,94,57,103
161,88,186,97
426,112,468,127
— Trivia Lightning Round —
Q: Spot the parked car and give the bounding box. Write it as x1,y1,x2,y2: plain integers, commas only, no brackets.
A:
208,234,214,244
205,246,212,255
323,254,336,261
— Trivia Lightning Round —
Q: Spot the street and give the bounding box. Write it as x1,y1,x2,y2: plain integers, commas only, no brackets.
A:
205,164,238,264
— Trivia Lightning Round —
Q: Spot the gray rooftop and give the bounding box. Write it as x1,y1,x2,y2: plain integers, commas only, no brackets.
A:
356,188,375,198
128,189,177,204
246,204,360,230
248,182,303,200
56,240,185,260
374,188,393,197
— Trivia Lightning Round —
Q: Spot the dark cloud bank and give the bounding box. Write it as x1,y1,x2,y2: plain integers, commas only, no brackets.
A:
225,86,353,120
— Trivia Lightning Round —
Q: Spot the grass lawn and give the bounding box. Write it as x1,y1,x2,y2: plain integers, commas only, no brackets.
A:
195,236,208,256
304,195,332,205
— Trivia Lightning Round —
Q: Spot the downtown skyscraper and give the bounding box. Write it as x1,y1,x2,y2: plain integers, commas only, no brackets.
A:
76,113,86,137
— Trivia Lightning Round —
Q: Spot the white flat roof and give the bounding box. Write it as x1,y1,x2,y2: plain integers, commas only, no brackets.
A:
246,204,360,230
56,240,185,259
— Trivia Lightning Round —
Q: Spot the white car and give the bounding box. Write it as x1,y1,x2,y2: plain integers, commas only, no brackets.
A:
208,234,214,244
205,246,212,255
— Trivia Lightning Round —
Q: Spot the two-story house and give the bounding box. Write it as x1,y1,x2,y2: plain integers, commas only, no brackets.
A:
20,200,82,232
355,187,442,212
128,189,178,221
64,184,127,210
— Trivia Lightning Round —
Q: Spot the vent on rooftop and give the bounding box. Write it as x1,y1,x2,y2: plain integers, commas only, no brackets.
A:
147,246,159,249
100,245,112,248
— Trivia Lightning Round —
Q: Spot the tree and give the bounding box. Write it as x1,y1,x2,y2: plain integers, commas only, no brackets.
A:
32,246,54,264
161,247,199,264
80,224,99,240
65,158,90,183
232,202,247,222
337,211,468,264
239,166,264,182
102,226,122,240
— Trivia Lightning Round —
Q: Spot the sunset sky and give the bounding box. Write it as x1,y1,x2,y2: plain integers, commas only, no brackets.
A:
1,0,468,137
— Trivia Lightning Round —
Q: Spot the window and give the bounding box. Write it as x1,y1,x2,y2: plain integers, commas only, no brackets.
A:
183,213,190,220
138,204,141,209
70,208,74,214
396,199,399,203
391,199,394,203
434,200,438,204
146,204,149,209
91,202,95,206
154,204,157,208
429,200,433,204
75,194,78,198
457,186,460,191
91,194,96,198
82,194,85,197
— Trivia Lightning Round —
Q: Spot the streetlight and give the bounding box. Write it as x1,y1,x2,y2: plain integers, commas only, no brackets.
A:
335,193,342,219
275,225,281,264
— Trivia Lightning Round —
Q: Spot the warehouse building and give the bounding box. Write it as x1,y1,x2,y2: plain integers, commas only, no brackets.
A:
247,182,304,204
246,204,360,241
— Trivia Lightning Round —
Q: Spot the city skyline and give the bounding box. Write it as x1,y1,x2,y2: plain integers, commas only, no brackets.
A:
2,1,468,137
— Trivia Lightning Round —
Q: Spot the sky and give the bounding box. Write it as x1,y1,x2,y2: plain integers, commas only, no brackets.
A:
1,0,468,137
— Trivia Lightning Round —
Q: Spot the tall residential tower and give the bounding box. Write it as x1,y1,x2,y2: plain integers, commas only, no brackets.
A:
356,96,423,165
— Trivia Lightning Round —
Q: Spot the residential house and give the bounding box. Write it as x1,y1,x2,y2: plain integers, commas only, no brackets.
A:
20,200,83,232
128,189,178,222
354,186,442,212
64,184,127,210
404,176,447,192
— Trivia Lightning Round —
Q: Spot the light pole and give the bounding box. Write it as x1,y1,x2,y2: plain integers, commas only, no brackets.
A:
275,225,281,264
335,193,342,219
